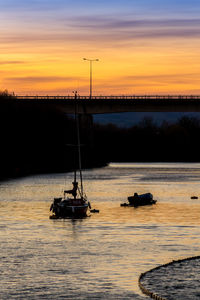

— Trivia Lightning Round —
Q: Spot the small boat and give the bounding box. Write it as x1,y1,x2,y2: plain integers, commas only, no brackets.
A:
191,196,198,199
127,192,157,207
50,92,91,218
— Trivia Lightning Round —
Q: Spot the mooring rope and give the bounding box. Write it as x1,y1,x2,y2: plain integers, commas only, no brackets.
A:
138,255,200,300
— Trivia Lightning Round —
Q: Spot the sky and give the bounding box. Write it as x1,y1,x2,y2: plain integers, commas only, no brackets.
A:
1,0,200,95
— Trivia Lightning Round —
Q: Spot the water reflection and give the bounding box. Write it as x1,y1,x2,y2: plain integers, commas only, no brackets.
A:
1,163,200,299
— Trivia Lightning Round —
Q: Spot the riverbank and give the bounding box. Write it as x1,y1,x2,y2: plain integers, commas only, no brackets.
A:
139,256,200,300
0,98,108,181
1,97,200,181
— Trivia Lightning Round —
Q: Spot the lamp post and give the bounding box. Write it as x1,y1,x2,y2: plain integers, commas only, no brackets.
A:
83,58,99,99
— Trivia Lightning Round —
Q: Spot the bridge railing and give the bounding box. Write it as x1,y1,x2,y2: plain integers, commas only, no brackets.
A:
15,95,200,100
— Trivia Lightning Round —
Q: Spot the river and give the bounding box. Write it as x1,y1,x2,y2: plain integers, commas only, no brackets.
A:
1,163,200,299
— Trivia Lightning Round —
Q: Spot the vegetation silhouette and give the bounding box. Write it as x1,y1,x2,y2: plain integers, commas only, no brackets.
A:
0,90,200,180
0,91,107,179
93,115,200,163
0,90,16,100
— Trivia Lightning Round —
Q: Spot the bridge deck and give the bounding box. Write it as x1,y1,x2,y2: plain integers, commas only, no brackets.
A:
16,95,200,100
15,95,200,114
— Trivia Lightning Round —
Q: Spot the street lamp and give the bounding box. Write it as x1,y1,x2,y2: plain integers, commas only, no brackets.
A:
83,58,99,99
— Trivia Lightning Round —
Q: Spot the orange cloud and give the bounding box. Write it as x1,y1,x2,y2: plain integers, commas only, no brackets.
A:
1,13,200,95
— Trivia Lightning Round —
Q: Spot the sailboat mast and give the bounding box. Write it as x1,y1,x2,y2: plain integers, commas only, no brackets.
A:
74,92,83,197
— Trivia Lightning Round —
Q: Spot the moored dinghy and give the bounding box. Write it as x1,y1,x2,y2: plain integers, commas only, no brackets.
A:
128,192,157,207
121,192,157,207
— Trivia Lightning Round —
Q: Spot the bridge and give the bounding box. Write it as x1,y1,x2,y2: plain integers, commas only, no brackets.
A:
16,95,200,114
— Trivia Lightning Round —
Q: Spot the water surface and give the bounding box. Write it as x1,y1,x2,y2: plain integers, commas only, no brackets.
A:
1,163,200,299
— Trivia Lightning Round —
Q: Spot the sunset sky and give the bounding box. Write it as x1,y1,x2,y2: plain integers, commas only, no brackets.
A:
1,0,200,95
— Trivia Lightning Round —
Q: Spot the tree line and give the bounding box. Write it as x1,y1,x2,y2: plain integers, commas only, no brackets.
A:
93,116,200,162
0,91,200,180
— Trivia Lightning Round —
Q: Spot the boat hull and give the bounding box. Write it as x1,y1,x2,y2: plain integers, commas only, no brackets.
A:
50,198,89,218
56,204,88,218
127,193,156,207
128,198,157,207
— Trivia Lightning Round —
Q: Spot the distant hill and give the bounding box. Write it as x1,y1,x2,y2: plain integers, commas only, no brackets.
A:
93,112,200,127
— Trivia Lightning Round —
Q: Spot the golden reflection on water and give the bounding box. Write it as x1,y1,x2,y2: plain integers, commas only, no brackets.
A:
1,198,200,297
3,198,200,225
88,201,200,226
1,163,200,298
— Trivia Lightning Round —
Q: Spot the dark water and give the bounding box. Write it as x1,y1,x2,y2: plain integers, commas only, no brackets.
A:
1,163,200,299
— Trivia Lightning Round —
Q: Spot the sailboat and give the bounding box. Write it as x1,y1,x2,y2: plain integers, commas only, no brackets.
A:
50,93,91,218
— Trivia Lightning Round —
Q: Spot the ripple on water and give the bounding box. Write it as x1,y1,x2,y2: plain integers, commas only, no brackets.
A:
1,163,200,299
